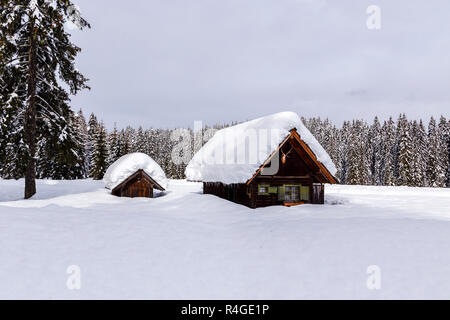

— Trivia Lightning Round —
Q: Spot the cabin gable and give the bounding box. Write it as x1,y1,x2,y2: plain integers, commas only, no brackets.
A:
111,169,165,198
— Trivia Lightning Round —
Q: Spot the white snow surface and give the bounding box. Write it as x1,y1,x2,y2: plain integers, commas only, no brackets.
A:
185,111,337,183
1,179,450,299
103,153,168,190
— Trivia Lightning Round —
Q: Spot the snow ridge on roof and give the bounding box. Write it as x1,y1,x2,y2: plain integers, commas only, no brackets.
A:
104,153,168,190
185,111,337,184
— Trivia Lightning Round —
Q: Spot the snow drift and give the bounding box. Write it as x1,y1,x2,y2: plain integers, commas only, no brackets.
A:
103,153,168,190
185,111,337,184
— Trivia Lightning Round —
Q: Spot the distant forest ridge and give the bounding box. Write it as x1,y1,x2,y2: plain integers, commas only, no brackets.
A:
1,109,449,188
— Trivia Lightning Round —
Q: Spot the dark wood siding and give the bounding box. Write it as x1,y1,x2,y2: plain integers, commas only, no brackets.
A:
112,170,155,198
204,182,252,207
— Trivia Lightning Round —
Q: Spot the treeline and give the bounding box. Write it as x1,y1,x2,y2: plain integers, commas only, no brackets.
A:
1,108,449,188
303,115,450,187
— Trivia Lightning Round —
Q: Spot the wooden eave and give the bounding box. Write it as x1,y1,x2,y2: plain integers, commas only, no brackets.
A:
246,129,339,185
111,169,166,194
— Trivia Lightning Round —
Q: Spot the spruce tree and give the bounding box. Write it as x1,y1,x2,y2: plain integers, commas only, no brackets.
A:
338,121,351,184
0,0,90,197
427,117,446,187
368,116,382,185
347,120,370,185
89,122,108,180
381,117,396,186
410,120,428,186
447,119,450,187
134,126,147,153
396,114,413,186
107,123,121,165
86,113,98,174
118,129,130,157
73,109,89,178
438,116,449,187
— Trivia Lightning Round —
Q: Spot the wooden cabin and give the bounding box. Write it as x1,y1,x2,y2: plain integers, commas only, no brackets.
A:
186,112,338,208
203,129,337,208
111,169,165,198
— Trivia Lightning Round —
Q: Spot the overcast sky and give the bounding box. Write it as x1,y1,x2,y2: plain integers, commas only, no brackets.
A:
69,0,450,129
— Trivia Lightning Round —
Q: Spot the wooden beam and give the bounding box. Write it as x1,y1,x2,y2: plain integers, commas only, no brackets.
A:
269,175,311,179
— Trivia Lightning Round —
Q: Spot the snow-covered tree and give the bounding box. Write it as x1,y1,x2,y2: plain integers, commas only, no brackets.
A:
73,109,89,178
368,116,383,185
381,117,396,186
337,121,351,184
89,122,108,180
107,123,121,165
438,116,449,187
396,114,413,186
347,120,370,185
86,113,98,174
427,117,446,187
410,120,428,187
134,126,147,153
0,0,90,197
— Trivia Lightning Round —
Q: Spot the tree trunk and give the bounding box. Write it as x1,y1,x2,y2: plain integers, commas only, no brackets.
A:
24,25,37,199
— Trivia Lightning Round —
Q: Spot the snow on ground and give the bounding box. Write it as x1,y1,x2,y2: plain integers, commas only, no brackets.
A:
1,179,450,299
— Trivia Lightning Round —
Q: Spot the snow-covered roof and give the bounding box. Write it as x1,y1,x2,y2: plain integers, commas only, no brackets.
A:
185,111,337,184
104,153,168,190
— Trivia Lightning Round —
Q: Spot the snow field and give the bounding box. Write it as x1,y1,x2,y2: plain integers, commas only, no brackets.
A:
1,179,450,299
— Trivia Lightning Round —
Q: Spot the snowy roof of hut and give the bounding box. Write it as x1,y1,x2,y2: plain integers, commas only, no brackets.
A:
185,111,337,184
104,153,168,190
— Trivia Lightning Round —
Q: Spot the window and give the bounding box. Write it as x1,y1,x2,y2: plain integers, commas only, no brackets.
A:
258,185,269,195
300,186,310,201
285,185,300,202
268,186,278,194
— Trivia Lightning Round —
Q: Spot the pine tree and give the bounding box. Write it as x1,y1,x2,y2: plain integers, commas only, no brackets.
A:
368,116,382,185
338,121,351,184
0,0,90,197
86,113,98,174
447,119,450,187
89,122,108,180
347,120,370,185
35,95,84,180
73,109,89,178
427,117,446,187
381,117,396,186
125,126,137,152
107,123,121,165
438,116,449,188
134,126,147,153
117,129,130,157
396,114,413,186
410,120,428,186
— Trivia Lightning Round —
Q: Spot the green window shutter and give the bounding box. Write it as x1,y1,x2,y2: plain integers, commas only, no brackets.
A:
300,186,310,201
268,186,278,194
278,185,285,201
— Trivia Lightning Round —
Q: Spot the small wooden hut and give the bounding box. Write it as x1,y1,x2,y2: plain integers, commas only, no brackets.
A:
111,169,165,198
186,112,338,208
104,153,168,198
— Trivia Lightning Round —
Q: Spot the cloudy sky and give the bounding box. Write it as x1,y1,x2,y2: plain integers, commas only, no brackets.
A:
69,0,450,129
